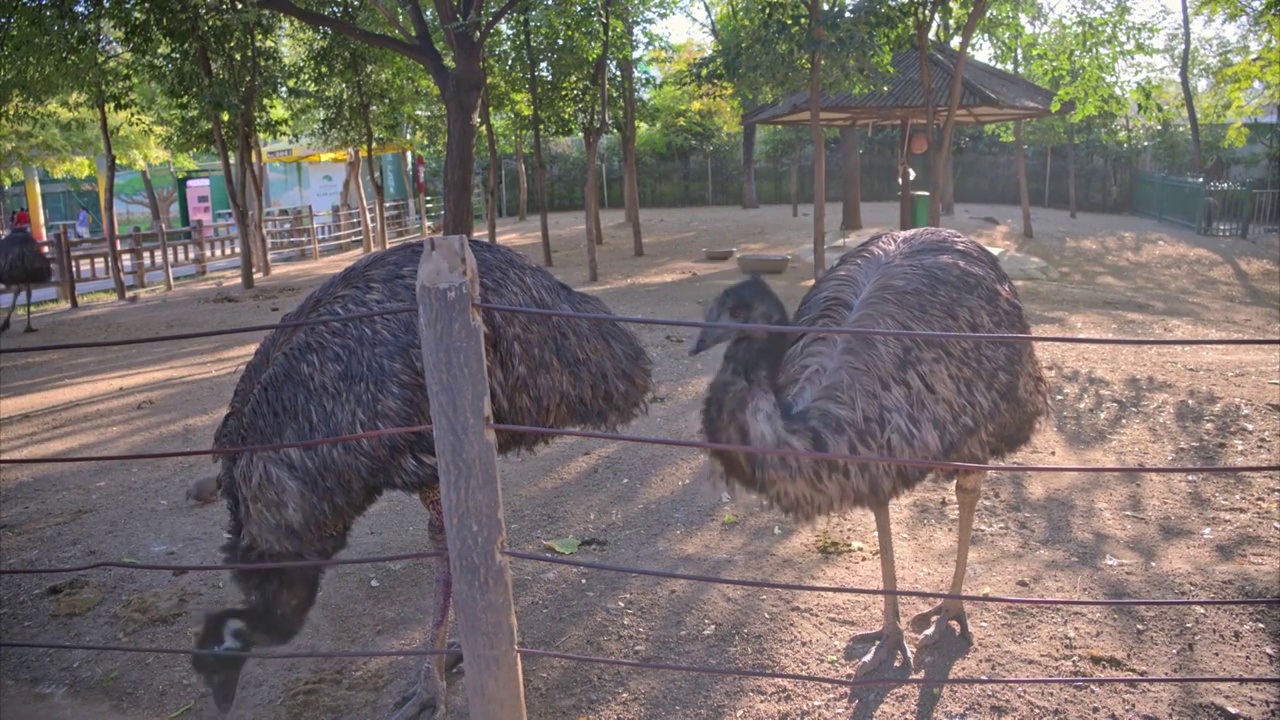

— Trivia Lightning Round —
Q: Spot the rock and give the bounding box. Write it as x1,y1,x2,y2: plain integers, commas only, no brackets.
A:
1016,578,1031,587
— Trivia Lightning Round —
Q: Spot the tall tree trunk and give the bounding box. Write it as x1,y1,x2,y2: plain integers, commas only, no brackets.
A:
1067,122,1078,219
365,130,388,250
95,96,127,300
620,8,643,255
583,131,601,282
899,119,913,230
439,68,483,238
515,136,528,221
808,0,825,279
194,41,253,287
791,142,800,218
941,151,955,215
140,165,163,227
916,4,940,226
1014,119,1033,238
521,11,552,266
1179,0,1203,173
249,134,271,275
481,86,499,243
934,0,988,222
742,121,760,209
349,149,373,252
1044,144,1052,207
839,126,862,231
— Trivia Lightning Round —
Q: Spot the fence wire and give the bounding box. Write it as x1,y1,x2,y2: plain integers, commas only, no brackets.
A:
2,287,1278,705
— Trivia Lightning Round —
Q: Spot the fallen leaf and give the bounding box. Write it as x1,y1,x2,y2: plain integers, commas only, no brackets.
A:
543,538,581,555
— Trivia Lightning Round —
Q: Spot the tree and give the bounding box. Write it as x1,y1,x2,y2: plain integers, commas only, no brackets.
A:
1178,0,1202,172
261,0,528,239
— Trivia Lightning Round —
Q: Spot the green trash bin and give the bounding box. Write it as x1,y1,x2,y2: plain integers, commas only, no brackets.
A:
910,191,931,228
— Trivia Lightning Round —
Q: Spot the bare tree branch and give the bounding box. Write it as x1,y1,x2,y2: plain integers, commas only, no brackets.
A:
698,0,720,41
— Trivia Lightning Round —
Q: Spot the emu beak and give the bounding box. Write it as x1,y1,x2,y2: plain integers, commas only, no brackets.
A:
209,665,244,714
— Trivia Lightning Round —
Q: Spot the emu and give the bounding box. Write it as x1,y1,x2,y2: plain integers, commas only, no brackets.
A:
0,226,54,334
192,239,653,718
691,227,1050,676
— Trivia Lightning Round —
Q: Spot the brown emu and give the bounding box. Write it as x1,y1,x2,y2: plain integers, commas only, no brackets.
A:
0,227,54,334
193,239,652,718
691,227,1050,676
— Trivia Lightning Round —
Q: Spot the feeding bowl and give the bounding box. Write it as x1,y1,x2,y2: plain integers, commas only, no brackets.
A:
703,247,737,261
737,253,791,274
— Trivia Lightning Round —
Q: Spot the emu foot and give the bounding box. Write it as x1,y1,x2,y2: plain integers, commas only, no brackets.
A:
388,640,462,720
0,318,9,333
850,623,912,677
910,599,972,650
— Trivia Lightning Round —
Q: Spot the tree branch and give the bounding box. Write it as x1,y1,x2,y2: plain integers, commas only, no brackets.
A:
698,0,720,42
260,0,448,83
369,0,416,43
479,0,523,44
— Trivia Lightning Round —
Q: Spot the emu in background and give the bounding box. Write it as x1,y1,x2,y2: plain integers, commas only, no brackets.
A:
0,227,54,334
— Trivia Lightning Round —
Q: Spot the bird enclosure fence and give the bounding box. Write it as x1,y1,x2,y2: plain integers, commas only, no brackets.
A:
1,236,1278,717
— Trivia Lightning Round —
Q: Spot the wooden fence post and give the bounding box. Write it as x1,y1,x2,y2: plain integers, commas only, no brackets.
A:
130,226,148,289
416,235,528,720
156,222,175,291
306,204,320,260
419,195,429,236
194,219,208,276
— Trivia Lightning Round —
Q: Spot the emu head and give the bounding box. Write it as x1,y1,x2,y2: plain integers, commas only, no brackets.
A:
193,609,254,713
691,274,790,355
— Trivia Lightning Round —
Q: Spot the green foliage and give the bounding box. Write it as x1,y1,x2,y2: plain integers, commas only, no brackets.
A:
637,40,740,155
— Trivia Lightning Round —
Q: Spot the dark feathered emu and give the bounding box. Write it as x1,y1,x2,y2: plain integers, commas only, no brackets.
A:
193,239,652,718
0,227,54,334
691,227,1050,676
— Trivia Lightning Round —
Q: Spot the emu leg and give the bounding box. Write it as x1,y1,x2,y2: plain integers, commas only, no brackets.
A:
852,502,912,677
0,287,19,333
23,285,37,332
390,488,458,720
911,471,984,649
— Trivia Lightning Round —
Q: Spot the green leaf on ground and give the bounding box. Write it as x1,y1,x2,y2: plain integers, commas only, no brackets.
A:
543,538,581,555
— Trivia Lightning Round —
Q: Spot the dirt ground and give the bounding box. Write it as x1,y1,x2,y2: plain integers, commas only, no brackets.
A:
1,202,1277,720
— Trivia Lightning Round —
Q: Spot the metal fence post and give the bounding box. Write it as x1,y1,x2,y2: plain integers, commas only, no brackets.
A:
415,235,528,720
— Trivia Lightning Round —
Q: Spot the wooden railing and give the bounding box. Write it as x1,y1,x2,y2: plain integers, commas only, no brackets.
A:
7,196,439,309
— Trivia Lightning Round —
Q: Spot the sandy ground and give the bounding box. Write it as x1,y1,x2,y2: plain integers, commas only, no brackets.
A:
1,202,1278,720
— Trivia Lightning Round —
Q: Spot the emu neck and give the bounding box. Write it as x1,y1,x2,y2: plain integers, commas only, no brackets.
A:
723,325,792,394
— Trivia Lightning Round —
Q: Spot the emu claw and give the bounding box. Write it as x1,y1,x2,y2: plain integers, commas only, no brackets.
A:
850,624,912,677
387,640,463,720
910,599,972,650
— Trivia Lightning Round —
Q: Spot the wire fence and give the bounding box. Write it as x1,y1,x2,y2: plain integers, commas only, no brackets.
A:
2,239,1278,714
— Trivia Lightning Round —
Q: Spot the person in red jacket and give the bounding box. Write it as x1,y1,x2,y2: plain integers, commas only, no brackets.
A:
14,207,30,228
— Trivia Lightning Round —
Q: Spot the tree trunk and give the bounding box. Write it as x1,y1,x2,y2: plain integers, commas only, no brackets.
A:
440,69,483,238
366,133,388,250
623,128,643,256
1067,122,1078,219
481,86,499,243
934,0,988,222
808,0,825,279
249,135,272,275
1179,0,1203,173
583,131,601,282
95,97,127,300
521,11,552,266
1014,119,1033,239
839,126,862,231
742,121,759,209
515,136,528,221
140,165,163,227
899,119,912,230
349,149,373,252
941,151,955,215
1044,144,1052,207
917,8,940,226
790,142,800,218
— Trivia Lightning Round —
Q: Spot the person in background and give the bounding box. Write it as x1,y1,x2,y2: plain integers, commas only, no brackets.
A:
76,205,91,238
14,207,30,228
